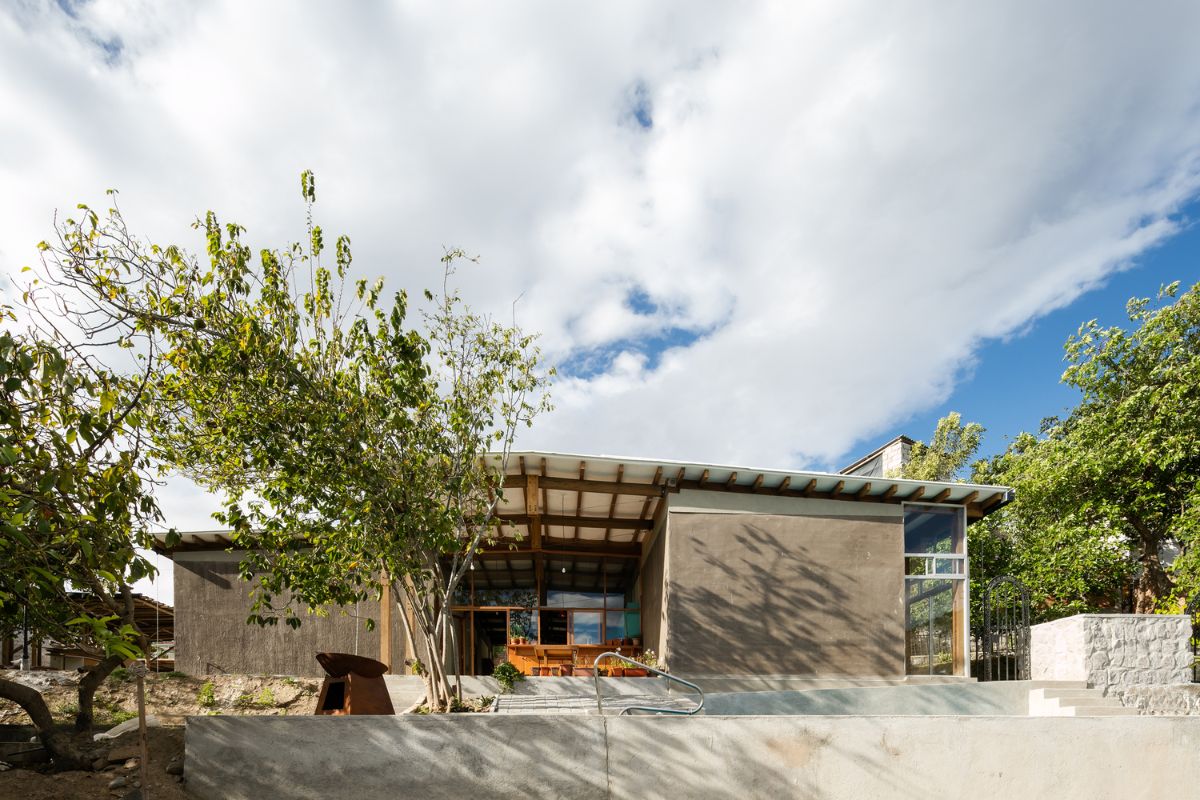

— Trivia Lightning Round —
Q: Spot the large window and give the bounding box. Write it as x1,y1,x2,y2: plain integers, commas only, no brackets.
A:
904,505,967,676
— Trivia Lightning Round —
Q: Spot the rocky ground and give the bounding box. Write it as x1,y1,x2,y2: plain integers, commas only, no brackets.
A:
0,669,324,798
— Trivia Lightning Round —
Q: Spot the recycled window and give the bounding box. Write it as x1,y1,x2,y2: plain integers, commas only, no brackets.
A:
903,504,967,676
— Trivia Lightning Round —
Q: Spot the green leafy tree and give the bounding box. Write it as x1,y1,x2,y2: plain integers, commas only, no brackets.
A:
0,306,162,767
899,412,985,482
37,173,551,711
971,281,1200,614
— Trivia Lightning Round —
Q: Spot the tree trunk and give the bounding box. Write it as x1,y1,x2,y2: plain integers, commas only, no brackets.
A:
75,654,125,732
1128,514,1173,613
0,676,97,770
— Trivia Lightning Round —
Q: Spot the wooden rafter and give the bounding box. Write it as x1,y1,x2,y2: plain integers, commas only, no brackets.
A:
930,488,953,503
725,471,739,488
776,476,791,494
497,513,652,530
855,482,872,500
802,478,817,497
752,474,764,490
502,475,664,497
829,480,845,500
574,461,586,540
603,464,625,543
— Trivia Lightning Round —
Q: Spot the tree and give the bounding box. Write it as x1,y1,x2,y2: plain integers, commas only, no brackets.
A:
37,173,552,711
898,412,984,482
971,282,1200,614
0,306,162,768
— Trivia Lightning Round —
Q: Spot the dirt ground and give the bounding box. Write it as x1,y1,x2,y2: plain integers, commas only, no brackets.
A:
0,725,186,799
0,669,326,798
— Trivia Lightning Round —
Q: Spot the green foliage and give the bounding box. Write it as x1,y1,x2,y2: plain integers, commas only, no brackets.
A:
107,667,131,683
197,681,216,708
899,412,984,482
492,661,524,693
163,671,188,679
0,308,159,667
969,281,1200,615
24,173,551,713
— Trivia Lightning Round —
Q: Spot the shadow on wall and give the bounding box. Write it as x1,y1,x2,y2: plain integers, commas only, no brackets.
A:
667,515,906,676
185,714,932,800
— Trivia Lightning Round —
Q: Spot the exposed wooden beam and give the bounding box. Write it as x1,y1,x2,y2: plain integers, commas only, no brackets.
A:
638,467,663,525
725,471,739,488
881,484,898,501
604,464,625,543
981,491,1007,509
829,480,845,500
699,469,711,488
775,476,791,494
930,488,952,503
474,545,642,559
959,490,979,505
502,475,664,497
752,474,764,490
802,478,818,497
524,475,541,549
575,461,586,540
905,486,926,501
855,482,873,500
497,513,653,531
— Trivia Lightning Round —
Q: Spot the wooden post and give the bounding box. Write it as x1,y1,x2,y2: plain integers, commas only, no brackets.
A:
379,570,392,672
132,661,150,800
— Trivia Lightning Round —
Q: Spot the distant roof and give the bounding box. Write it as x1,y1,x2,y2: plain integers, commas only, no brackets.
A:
153,449,1013,556
839,435,917,475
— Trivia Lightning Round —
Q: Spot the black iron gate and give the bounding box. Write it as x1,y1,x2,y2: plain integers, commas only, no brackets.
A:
1188,595,1199,684
981,575,1030,682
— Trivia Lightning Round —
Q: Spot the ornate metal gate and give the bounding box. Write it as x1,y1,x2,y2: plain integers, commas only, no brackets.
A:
1187,595,1200,684
981,575,1030,682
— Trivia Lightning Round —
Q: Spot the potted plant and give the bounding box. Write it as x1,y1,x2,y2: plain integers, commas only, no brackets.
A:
608,664,626,678
574,662,595,678
530,666,543,676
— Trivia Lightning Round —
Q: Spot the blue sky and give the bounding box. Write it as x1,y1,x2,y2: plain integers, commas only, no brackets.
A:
888,199,1200,468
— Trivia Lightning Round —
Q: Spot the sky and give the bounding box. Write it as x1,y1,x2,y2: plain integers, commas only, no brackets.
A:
5,1,1200,605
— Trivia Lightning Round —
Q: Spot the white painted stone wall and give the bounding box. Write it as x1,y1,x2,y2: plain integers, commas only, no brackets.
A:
1031,614,1192,687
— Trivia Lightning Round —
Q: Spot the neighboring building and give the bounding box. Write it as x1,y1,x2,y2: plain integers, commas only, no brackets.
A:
154,449,1012,680
3,592,174,671
840,435,914,479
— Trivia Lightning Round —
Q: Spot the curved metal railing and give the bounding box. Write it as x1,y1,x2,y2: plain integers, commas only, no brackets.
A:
592,651,704,716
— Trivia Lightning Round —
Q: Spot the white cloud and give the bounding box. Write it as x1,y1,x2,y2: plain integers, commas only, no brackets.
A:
4,2,1200,526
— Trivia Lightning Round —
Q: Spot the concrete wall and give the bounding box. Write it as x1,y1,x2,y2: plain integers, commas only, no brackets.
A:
701,681,1032,716
1106,684,1200,715
662,500,905,677
187,714,1200,800
174,553,406,677
638,516,668,660
1031,614,1192,687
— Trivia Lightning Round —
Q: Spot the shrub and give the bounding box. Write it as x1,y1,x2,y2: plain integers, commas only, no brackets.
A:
492,662,524,694
107,667,131,683
197,681,216,708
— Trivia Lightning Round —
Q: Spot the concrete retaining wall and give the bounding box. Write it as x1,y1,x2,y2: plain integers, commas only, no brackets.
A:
187,714,1200,800
1031,614,1191,687
701,681,1033,716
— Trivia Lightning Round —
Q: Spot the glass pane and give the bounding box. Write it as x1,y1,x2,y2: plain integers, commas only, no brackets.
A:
605,611,626,642
510,608,538,644
934,558,962,575
904,505,964,554
572,611,603,644
905,557,931,575
905,578,963,675
474,587,538,608
546,590,606,608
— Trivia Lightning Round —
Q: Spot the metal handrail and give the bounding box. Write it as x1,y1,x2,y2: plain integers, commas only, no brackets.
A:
592,651,704,716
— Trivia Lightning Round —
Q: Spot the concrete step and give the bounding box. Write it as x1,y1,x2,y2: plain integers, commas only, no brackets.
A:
1028,686,1138,717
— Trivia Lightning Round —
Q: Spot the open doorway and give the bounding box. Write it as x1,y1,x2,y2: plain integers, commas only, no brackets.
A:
472,611,507,675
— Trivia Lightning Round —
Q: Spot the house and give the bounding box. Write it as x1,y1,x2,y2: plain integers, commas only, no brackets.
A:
153,448,1012,680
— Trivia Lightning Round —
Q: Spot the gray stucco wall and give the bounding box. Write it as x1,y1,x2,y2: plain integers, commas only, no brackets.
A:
174,553,407,677
639,519,667,659
663,506,905,677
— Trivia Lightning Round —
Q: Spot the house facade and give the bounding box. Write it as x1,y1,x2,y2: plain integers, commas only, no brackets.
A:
155,448,1011,680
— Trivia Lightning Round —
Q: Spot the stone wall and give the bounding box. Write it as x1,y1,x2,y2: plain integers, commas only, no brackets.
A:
1031,614,1191,687
1106,684,1200,715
